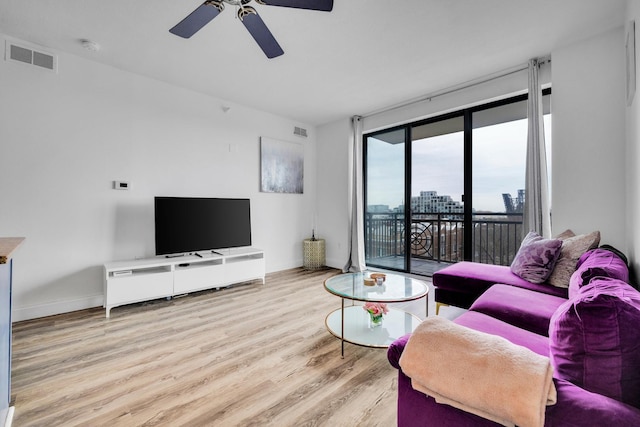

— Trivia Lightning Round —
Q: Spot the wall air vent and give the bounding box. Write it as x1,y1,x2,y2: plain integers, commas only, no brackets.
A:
5,41,57,72
294,126,308,138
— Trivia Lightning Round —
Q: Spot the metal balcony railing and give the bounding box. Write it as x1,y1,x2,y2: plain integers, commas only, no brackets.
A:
364,212,524,267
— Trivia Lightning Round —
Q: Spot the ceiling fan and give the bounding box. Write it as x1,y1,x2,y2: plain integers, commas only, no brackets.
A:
169,0,334,59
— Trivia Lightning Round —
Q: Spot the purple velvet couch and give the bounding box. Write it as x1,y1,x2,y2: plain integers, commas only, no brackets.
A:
388,248,640,426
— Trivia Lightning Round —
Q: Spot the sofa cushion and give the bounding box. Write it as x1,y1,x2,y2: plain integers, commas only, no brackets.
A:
433,262,568,298
395,368,498,427
545,378,640,426
547,230,600,288
469,284,566,336
454,311,549,357
549,277,640,408
568,248,629,299
510,231,563,283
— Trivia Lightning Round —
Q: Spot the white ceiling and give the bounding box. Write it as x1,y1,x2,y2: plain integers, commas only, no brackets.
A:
0,1,627,126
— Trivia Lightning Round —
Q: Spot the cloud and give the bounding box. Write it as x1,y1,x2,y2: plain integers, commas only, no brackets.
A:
366,115,551,212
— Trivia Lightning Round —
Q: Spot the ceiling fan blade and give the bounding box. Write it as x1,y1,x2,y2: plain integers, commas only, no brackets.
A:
169,1,224,39
239,7,284,59
256,0,333,12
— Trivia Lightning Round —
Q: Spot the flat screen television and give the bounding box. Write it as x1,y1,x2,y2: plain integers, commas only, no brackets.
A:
155,197,252,256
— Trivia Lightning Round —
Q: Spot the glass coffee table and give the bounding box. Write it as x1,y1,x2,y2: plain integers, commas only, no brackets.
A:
324,272,428,357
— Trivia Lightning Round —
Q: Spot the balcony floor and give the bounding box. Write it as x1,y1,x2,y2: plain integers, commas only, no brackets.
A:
366,255,451,277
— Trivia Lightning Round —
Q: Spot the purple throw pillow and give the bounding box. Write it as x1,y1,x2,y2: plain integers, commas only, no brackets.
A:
510,231,563,284
549,277,640,408
568,248,630,299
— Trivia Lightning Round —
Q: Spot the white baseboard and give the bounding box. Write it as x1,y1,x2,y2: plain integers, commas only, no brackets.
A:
325,257,344,270
12,295,103,322
3,406,14,427
267,260,305,273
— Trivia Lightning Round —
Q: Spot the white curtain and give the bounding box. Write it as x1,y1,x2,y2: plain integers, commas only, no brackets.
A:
523,58,552,238
343,116,366,272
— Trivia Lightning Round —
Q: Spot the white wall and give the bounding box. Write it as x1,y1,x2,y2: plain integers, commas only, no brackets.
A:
551,27,627,249
0,35,317,321
627,0,640,281
316,118,351,268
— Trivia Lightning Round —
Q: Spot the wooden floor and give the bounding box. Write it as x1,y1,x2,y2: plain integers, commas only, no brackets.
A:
10,268,436,427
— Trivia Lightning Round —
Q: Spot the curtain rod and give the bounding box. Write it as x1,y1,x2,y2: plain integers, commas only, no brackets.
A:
362,56,551,119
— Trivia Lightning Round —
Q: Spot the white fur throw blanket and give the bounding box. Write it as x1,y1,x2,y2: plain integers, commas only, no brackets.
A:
399,316,556,427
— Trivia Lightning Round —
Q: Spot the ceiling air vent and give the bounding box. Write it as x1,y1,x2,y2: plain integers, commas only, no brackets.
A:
294,126,308,138
5,41,57,72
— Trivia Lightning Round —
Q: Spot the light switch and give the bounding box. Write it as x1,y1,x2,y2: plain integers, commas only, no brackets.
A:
113,181,130,190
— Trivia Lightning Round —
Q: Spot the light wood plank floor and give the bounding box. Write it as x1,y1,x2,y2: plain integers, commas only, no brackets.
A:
10,268,439,427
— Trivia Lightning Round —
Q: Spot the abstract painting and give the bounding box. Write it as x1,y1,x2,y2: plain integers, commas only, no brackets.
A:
260,137,304,194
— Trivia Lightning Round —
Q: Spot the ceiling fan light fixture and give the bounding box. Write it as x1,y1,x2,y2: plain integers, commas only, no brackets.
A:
205,0,225,12
170,0,333,57
237,5,258,20
222,0,252,6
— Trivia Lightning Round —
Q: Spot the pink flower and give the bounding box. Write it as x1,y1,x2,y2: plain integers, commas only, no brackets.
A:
363,302,389,316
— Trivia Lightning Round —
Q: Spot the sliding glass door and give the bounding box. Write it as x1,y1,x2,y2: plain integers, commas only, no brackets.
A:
364,129,407,271
364,115,465,275
409,116,465,275
471,97,551,265
364,90,551,276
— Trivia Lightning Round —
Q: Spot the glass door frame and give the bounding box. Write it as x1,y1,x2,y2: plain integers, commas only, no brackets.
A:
363,89,551,275
363,126,411,272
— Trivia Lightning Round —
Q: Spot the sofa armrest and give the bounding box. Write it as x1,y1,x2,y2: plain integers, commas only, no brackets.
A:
387,334,411,369
546,378,640,426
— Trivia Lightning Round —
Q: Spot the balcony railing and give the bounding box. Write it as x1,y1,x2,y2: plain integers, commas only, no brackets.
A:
365,212,524,267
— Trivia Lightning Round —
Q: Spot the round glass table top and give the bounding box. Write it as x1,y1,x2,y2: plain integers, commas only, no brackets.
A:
324,272,428,303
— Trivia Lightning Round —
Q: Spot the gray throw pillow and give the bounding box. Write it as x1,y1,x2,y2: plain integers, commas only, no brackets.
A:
547,230,601,288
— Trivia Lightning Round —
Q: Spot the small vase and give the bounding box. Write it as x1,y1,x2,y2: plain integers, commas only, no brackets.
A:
369,313,383,328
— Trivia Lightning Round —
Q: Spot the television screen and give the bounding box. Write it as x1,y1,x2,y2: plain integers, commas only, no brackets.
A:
155,197,252,256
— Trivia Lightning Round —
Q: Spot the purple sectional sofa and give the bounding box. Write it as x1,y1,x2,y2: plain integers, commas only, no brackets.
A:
388,247,640,426
431,230,605,313
431,260,568,312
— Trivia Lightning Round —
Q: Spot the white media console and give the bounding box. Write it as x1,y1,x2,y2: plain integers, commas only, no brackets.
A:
103,247,265,317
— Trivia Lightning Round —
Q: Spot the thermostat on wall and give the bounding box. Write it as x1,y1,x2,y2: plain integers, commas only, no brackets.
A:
113,181,130,190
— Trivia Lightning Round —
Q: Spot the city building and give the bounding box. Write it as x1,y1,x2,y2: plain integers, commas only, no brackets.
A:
410,191,464,214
